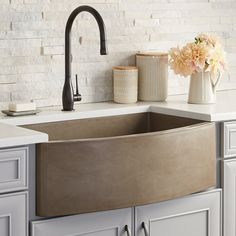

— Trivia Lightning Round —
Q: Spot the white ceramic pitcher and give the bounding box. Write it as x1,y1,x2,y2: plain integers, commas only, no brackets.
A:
188,71,221,104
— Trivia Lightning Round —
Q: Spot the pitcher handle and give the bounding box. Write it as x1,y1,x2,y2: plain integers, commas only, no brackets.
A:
210,70,221,93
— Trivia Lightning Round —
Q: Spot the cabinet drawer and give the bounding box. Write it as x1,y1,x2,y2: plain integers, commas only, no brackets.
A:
222,121,236,158
0,147,28,193
31,208,132,236
0,192,28,236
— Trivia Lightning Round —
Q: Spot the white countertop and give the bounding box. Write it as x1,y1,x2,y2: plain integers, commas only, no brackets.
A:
0,102,151,126
1,90,236,125
0,123,48,148
1,89,236,148
149,90,236,122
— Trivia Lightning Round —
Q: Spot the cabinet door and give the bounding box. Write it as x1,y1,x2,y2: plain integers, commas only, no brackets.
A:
135,190,221,236
31,208,132,236
0,192,28,236
223,159,236,236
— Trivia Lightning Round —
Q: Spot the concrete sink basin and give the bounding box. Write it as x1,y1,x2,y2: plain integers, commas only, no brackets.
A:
24,112,216,217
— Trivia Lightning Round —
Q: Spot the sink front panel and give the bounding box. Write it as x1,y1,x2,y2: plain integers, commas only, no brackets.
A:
25,113,216,217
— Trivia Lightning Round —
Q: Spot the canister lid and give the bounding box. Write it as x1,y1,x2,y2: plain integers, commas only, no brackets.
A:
136,52,168,57
113,66,138,70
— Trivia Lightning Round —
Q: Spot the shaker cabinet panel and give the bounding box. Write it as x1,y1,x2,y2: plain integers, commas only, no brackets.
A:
223,159,236,236
222,122,236,158
135,190,221,236
0,147,28,193
31,208,132,236
0,192,28,236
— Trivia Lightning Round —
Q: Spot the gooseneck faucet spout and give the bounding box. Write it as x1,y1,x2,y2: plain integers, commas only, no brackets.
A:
62,5,108,111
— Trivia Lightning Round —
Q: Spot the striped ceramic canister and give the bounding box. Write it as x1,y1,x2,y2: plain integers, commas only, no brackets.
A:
136,52,168,101
113,66,138,104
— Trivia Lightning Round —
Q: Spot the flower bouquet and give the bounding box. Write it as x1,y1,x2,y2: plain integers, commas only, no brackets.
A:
169,34,226,104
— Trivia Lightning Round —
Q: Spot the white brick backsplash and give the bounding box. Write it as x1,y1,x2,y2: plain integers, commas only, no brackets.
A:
0,75,17,84
0,39,41,48
0,0,235,110
42,46,64,55
0,0,10,4
0,22,11,31
0,93,11,103
24,0,39,4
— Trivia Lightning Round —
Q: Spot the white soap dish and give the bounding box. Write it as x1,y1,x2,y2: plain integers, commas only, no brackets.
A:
1,109,40,117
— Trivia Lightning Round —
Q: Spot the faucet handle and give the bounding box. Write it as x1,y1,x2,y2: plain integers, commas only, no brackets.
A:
74,74,82,102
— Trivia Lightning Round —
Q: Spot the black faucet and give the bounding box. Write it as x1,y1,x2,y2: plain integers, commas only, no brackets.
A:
62,5,108,111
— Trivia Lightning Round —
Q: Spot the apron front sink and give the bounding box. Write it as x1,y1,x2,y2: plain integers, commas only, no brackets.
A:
24,113,216,217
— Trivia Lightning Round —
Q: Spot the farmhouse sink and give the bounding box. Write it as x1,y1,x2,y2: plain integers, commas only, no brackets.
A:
24,113,216,217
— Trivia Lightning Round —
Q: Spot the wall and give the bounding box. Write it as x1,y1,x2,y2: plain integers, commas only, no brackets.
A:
0,0,235,109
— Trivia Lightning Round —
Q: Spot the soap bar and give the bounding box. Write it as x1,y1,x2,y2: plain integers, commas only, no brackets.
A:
9,102,36,112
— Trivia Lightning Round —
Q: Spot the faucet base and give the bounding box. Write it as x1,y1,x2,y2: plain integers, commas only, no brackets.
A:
61,109,75,112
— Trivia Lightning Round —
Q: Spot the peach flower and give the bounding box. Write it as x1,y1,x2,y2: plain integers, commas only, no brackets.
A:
197,33,220,47
184,43,209,71
169,33,227,77
169,47,194,77
206,45,227,75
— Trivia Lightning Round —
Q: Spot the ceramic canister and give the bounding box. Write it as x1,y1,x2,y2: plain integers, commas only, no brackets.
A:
136,52,168,101
113,66,138,104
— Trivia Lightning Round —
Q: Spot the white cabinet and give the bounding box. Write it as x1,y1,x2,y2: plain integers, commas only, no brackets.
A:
0,147,29,236
0,192,28,236
223,159,236,236
135,190,221,236
31,190,221,236
0,147,28,193
31,208,132,236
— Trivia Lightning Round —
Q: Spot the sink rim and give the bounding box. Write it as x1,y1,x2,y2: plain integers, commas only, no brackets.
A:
38,121,210,143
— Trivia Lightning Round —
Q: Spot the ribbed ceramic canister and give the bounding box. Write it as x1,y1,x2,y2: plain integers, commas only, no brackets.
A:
113,66,138,104
136,52,168,101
